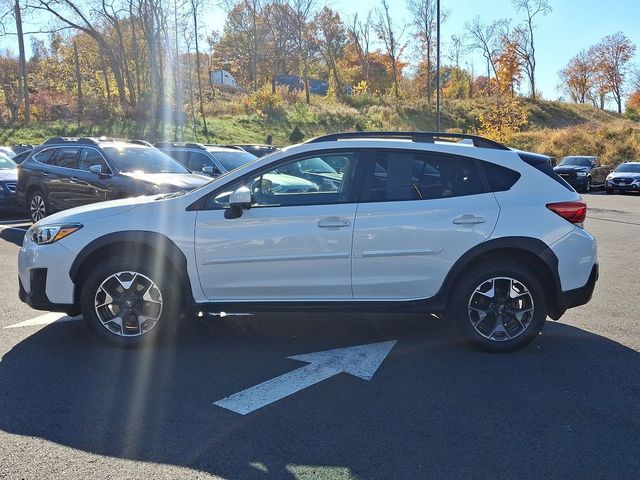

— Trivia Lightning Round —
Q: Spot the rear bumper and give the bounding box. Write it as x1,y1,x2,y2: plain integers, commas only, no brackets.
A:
561,263,598,310
18,270,78,315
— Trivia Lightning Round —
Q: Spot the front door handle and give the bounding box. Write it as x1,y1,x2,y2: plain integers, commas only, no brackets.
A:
317,217,351,228
452,214,486,225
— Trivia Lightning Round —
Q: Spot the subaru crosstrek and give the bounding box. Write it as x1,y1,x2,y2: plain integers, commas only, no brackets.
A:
18,132,598,352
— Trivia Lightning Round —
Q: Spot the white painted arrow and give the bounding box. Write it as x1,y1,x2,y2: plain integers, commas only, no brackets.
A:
213,340,397,415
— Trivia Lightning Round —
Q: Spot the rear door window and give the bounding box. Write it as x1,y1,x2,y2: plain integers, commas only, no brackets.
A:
49,147,80,169
32,148,57,164
362,150,484,202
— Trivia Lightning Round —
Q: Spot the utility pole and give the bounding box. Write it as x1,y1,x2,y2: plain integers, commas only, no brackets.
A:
435,0,441,131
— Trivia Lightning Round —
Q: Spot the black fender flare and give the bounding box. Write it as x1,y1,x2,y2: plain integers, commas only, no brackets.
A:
433,236,564,319
69,230,193,301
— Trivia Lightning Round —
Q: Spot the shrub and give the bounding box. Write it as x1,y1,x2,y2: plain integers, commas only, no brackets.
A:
289,126,305,143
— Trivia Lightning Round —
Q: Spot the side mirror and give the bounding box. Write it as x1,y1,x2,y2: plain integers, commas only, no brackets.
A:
202,166,219,176
225,186,252,219
89,164,103,175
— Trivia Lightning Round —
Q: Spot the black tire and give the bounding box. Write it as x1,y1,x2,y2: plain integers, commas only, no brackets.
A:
583,177,592,193
447,260,547,353
606,187,614,194
28,189,48,223
80,254,183,347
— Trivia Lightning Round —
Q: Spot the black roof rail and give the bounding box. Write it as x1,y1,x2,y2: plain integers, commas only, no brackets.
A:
42,137,100,146
129,139,154,147
155,141,206,150
305,131,510,150
218,144,248,151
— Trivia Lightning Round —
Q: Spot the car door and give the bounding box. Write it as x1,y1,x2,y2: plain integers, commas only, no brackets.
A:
194,150,364,301
591,157,605,185
351,149,500,300
188,152,222,176
44,146,82,211
71,148,115,206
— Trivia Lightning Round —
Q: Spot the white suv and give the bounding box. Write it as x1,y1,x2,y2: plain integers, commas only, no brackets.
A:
18,132,598,352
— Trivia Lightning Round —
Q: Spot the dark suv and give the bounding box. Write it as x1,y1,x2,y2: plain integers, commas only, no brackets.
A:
17,137,211,222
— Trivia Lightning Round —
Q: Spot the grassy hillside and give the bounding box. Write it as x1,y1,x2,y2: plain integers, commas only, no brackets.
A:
2,94,638,165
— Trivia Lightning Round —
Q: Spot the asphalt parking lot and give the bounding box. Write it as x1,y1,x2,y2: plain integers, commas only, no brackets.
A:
0,193,639,480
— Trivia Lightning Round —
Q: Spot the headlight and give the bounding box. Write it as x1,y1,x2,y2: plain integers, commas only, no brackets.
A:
606,174,613,180
576,172,587,177
25,224,83,246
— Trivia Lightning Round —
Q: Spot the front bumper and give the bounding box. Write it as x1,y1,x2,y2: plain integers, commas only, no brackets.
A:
0,190,23,211
607,181,640,191
18,270,78,315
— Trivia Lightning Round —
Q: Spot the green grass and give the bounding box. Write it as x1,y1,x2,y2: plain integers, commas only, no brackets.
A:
1,95,636,166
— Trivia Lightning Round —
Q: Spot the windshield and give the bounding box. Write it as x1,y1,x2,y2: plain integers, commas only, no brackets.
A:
615,163,640,173
103,146,190,174
0,155,17,170
210,151,257,172
559,157,592,167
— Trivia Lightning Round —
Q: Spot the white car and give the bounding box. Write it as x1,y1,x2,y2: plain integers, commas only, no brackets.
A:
18,132,598,352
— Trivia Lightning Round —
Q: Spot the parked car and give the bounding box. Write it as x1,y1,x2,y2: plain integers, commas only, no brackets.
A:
18,131,598,352
606,161,640,194
12,149,33,165
0,146,16,159
553,156,611,192
157,142,318,193
229,144,279,158
16,137,212,223
0,155,20,212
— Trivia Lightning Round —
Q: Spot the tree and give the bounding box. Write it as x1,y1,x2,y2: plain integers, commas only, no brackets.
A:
374,0,405,98
511,0,551,99
593,32,636,113
14,0,29,122
317,7,347,97
346,12,372,85
558,50,596,104
287,0,317,104
494,33,523,97
464,16,502,95
407,0,446,103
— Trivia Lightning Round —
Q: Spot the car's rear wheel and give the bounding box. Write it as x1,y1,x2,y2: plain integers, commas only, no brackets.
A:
80,255,182,347
584,177,592,193
448,261,547,353
28,189,48,223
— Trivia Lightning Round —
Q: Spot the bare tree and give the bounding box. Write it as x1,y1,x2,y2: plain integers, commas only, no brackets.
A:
464,16,502,95
317,6,346,97
511,0,551,99
287,0,317,104
374,0,405,98
347,11,372,84
190,0,208,138
407,0,446,102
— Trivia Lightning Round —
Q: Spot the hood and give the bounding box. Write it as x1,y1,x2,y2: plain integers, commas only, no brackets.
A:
122,172,212,191
609,171,640,179
35,194,162,225
554,165,590,173
0,169,18,182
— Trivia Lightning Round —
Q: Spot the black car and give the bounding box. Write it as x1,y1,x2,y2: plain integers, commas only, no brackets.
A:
12,149,33,165
553,156,612,193
17,137,211,222
0,155,20,212
227,144,278,158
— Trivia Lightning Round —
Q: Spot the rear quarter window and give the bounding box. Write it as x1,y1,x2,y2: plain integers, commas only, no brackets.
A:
32,148,57,164
481,162,521,192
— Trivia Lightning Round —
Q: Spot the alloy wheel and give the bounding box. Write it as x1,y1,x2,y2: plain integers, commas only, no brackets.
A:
467,277,535,342
30,195,46,222
94,271,163,337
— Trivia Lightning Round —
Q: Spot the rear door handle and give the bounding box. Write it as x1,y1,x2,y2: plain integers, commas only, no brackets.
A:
70,177,79,182
317,217,351,228
452,214,486,225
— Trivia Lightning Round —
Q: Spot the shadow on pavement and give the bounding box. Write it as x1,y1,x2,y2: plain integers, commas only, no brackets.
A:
0,314,638,479
0,227,27,247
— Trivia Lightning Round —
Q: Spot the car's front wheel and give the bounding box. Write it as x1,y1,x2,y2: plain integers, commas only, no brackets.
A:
449,261,547,353
80,255,183,347
28,189,48,223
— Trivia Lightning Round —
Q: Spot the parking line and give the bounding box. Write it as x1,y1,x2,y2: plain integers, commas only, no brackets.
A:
0,225,29,232
4,313,82,329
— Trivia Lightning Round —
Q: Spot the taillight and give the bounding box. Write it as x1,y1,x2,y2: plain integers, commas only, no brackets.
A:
546,201,587,224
